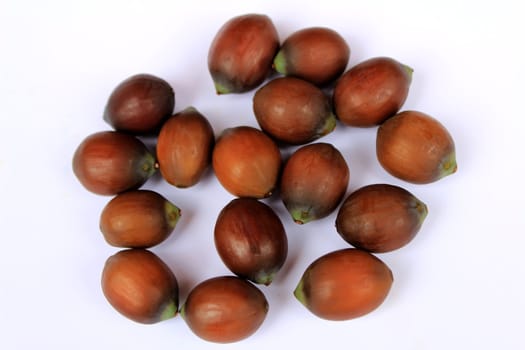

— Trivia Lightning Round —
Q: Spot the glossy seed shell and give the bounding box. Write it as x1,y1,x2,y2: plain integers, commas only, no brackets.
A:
100,190,181,248
253,77,336,145
333,57,412,126
208,14,279,94
376,110,457,184
72,131,156,195
335,184,428,252
103,74,174,134
212,126,281,198
273,27,350,86
280,142,349,224
181,276,269,343
101,249,179,324
214,198,288,285
156,107,215,188
294,248,393,321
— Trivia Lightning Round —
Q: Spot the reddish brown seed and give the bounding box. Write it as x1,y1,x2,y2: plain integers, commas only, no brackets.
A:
273,27,350,86
103,74,175,134
376,110,457,184
333,57,413,126
72,131,156,195
253,77,336,145
101,249,179,324
280,143,349,224
294,248,393,321
208,14,279,94
335,184,428,253
181,276,269,343
214,198,288,285
99,190,181,248
212,126,281,198
156,107,215,188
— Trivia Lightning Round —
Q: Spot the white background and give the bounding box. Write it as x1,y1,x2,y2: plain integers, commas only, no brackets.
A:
1,0,524,348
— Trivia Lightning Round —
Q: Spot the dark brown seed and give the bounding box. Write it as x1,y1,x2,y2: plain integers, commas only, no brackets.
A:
101,249,179,324
181,276,269,343
333,57,413,126
280,142,349,224
335,184,428,252
99,190,181,248
376,110,457,184
212,126,281,198
294,248,393,321
214,198,288,285
103,74,174,134
273,27,350,86
72,131,156,195
208,14,279,94
156,107,215,188
253,77,336,145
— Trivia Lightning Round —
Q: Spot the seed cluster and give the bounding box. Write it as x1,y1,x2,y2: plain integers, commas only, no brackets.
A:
72,13,457,343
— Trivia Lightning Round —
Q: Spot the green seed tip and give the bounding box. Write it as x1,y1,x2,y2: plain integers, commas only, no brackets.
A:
142,153,157,177
165,201,181,229
293,279,307,306
255,271,275,286
214,81,231,95
291,208,314,225
273,50,287,75
179,303,186,320
417,201,428,224
320,113,337,136
403,64,414,83
439,151,457,179
183,106,198,113
160,300,178,321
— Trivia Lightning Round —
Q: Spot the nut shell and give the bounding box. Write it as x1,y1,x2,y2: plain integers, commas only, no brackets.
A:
280,142,349,224
253,77,336,145
212,126,281,198
156,107,215,188
208,14,279,94
335,184,427,252
214,198,288,285
294,248,393,321
100,190,181,248
103,74,174,134
181,276,269,343
376,110,457,184
273,27,350,86
101,249,179,324
72,131,156,195
333,57,412,126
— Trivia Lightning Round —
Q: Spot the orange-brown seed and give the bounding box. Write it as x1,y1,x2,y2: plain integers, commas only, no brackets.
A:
294,248,393,321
